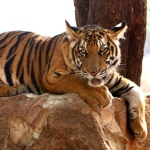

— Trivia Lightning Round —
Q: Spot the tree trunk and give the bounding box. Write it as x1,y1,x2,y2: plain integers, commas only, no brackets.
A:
74,0,146,86
74,0,89,27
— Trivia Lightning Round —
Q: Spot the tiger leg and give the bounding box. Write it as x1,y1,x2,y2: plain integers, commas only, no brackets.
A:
43,72,112,110
0,84,28,97
106,72,147,141
126,88,147,142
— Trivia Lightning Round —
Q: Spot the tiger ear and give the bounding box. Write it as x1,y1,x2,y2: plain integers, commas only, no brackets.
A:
109,21,127,40
65,20,80,41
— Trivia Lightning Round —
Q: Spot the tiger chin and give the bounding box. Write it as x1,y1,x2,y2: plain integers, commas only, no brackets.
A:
0,20,147,142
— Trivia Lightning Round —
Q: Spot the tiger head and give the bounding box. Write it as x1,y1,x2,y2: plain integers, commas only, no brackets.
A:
65,21,127,87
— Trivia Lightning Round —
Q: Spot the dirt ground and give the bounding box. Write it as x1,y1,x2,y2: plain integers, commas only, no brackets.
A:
141,54,150,95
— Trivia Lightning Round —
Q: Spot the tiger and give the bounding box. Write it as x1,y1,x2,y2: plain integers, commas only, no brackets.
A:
0,20,147,141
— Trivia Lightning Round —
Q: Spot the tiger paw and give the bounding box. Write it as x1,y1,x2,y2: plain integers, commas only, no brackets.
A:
79,85,113,110
130,118,147,142
129,107,147,142
13,84,29,95
96,86,113,108
0,84,28,97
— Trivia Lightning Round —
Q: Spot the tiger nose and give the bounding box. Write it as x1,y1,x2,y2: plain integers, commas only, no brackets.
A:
88,70,99,76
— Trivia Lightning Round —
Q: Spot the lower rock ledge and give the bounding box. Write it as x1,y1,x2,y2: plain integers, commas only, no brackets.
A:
0,93,150,150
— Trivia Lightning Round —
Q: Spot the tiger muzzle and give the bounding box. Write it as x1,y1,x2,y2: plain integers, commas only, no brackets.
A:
88,70,99,76
91,78,102,86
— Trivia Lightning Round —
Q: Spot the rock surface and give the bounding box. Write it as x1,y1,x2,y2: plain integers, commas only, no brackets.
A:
0,93,150,150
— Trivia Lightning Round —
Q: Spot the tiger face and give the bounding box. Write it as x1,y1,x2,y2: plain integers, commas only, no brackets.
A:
65,21,127,87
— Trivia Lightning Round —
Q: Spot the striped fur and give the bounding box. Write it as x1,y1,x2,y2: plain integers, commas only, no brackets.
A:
0,31,65,94
0,21,147,141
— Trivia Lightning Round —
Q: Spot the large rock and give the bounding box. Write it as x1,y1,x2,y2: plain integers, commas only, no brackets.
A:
0,93,150,150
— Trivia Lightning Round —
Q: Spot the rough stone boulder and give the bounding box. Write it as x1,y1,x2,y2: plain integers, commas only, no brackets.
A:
0,93,150,150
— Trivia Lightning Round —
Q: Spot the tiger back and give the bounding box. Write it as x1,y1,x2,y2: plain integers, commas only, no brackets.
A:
0,31,54,94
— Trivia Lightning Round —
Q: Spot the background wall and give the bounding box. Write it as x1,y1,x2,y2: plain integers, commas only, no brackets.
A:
0,0,76,36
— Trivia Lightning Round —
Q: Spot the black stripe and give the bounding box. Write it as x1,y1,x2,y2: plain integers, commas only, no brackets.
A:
0,33,20,50
115,46,118,56
62,37,68,43
45,37,55,64
4,54,16,85
45,34,61,64
0,44,9,50
120,86,134,95
19,68,24,84
99,32,105,36
107,36,118,57
38,40,46,73
109,76,122,91
105,73,114,86
107,41,110,46
31,61,41,94
34,39,42,58
83,32,90,38
97,35,102,39
47,35,63,71
26,35,39,75
72,41,80,67
111,86,125,97
112,84,134,97
111,46,114,55
0,31,20,43
16,37,32,79
110,59,119,67
6,32,31,59
26,85,33,93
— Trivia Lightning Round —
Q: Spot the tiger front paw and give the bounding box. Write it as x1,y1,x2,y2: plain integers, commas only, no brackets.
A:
79,85,113,110
0,84,28,97
129,107,147,142
13,84,29,95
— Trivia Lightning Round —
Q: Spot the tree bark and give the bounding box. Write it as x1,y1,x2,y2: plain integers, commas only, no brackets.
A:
74,0,146,86
74,0,89,27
